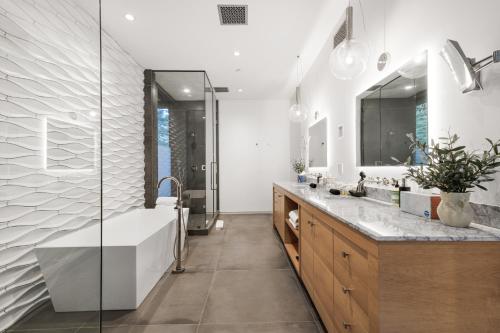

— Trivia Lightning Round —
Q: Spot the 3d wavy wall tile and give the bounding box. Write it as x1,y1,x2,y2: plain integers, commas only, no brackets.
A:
0,0,145,330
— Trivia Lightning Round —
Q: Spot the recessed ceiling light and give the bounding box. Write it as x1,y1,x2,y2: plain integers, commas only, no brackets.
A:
404,85,414,90
234,50,240,56
235,68,241,72
183,88,191,93
125,14,135,21
238,88,243,93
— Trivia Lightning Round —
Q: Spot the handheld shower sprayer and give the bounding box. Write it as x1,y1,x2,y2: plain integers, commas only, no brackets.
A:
158,176,185,274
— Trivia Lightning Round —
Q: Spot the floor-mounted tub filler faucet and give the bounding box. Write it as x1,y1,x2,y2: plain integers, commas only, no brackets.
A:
158,176,185,274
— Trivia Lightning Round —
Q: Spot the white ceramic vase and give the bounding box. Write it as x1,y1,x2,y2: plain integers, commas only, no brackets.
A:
437,191,474,228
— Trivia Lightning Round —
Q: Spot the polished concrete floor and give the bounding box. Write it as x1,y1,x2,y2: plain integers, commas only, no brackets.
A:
9,214,323,333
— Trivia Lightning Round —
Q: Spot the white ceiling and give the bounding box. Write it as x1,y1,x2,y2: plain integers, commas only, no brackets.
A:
155,72,206,101
80,0,332,100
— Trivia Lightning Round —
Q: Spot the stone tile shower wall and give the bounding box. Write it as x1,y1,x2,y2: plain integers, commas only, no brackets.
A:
0,0,144,330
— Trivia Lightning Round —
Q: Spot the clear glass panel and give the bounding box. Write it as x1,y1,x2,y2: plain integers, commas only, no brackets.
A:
155,71,208,232
204,74,215,224
1,0,102,331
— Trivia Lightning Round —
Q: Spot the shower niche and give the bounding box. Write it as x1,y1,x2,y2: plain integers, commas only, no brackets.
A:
144,70,219,234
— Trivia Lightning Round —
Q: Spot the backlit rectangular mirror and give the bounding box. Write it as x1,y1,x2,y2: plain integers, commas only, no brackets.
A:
308,118,327,168
357,51,428,166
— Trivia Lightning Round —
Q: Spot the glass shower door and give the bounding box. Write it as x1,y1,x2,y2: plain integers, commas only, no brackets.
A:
204,74,215,225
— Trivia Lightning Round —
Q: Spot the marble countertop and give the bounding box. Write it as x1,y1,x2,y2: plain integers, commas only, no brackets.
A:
274,181,500,242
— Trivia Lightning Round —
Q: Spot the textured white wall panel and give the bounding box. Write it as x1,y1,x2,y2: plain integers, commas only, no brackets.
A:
0,0,145,330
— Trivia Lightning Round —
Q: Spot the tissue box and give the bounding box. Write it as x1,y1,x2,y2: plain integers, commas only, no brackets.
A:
400,192,441,219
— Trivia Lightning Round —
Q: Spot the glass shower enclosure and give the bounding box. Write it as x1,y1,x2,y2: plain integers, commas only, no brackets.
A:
154,71,219,234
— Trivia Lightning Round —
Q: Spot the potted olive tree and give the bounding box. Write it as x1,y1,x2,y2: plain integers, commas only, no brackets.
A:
403,133,500,227
292,159,306,183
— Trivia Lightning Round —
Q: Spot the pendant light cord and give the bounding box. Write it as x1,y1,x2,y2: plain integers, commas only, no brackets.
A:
383,0,386,51
357,0,367,33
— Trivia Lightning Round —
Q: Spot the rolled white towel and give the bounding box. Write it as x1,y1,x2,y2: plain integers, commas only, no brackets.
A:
156,197,177,206
288,210,299,223
288,218,299,229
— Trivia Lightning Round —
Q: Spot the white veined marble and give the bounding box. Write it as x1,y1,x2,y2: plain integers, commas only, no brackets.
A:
275,181,500,242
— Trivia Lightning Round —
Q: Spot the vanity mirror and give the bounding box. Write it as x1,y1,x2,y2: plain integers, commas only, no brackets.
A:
308,118,327,167
357,51,428,166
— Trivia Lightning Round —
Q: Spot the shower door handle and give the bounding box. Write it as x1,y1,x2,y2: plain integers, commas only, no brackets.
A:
210,162,217,190
212,162,217,190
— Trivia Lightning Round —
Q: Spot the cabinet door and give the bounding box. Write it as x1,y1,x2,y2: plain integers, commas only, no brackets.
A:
273,190,279,228
313,219,335,332
300,207,315,295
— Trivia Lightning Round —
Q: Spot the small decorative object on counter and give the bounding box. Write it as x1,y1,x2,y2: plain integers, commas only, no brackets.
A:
400,191,441,219
309,183,317,189
329,189,341,195
402,133,500,228
292,159,306,183
349,171,367,197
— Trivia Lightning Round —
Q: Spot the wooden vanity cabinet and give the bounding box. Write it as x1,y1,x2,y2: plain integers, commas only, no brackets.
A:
273,189,285,241
273,185,500,333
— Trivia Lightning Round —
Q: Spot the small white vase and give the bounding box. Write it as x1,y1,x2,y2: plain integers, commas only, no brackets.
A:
437,191,474,228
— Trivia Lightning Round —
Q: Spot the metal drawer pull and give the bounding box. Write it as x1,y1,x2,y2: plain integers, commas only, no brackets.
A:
341,251,350,258
342,286,353,294
343,321,352,330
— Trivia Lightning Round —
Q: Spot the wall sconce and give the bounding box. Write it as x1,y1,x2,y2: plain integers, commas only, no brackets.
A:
440,39,500,93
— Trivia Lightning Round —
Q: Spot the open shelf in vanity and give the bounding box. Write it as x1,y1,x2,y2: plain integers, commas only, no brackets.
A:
273,189,300,272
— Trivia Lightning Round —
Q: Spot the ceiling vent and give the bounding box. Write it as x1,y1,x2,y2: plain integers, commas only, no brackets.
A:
218,5,248,25
214,87,229,93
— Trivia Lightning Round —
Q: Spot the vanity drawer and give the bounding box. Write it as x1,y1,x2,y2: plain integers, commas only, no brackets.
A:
334,232,369,284
334,275,369,333
334,256,369,314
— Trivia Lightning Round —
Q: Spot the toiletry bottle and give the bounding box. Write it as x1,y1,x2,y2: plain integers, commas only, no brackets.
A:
391,188,400,206
398,178,411,207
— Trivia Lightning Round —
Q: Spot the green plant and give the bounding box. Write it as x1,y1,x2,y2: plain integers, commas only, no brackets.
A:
399,133,500,193
292,159,306,174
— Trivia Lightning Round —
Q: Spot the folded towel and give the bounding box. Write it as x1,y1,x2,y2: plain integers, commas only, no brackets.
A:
288,218,299,229
288,210,299,223
156,197,177,206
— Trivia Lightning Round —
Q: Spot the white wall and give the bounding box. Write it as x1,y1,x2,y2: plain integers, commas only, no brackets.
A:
298,0,500,207
219,100,291,213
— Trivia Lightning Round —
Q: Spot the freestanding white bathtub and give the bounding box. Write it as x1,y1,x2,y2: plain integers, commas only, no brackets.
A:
35,205,188,312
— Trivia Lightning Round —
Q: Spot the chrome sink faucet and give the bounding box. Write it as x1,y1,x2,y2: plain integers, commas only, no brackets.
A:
316,173,323,185
158,176,185,274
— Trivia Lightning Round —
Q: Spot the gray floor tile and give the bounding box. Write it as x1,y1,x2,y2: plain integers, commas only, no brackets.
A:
8,302,97,331
217,243,288,270
201,270,313,324
198,322,319,333
125,271,214,325
223,225,279,245
79,324,197,333
183,242,222,272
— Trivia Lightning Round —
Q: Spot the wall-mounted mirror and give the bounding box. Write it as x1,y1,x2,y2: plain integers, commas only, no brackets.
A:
308,118,327,167
357,51,428,166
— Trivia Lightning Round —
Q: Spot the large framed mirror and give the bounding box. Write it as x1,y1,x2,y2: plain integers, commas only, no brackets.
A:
308,118,327,168
357,51,428,166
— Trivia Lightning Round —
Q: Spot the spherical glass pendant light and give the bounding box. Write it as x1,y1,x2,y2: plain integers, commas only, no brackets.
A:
329,39,369,79
289,102,307,123
329,6,369,80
